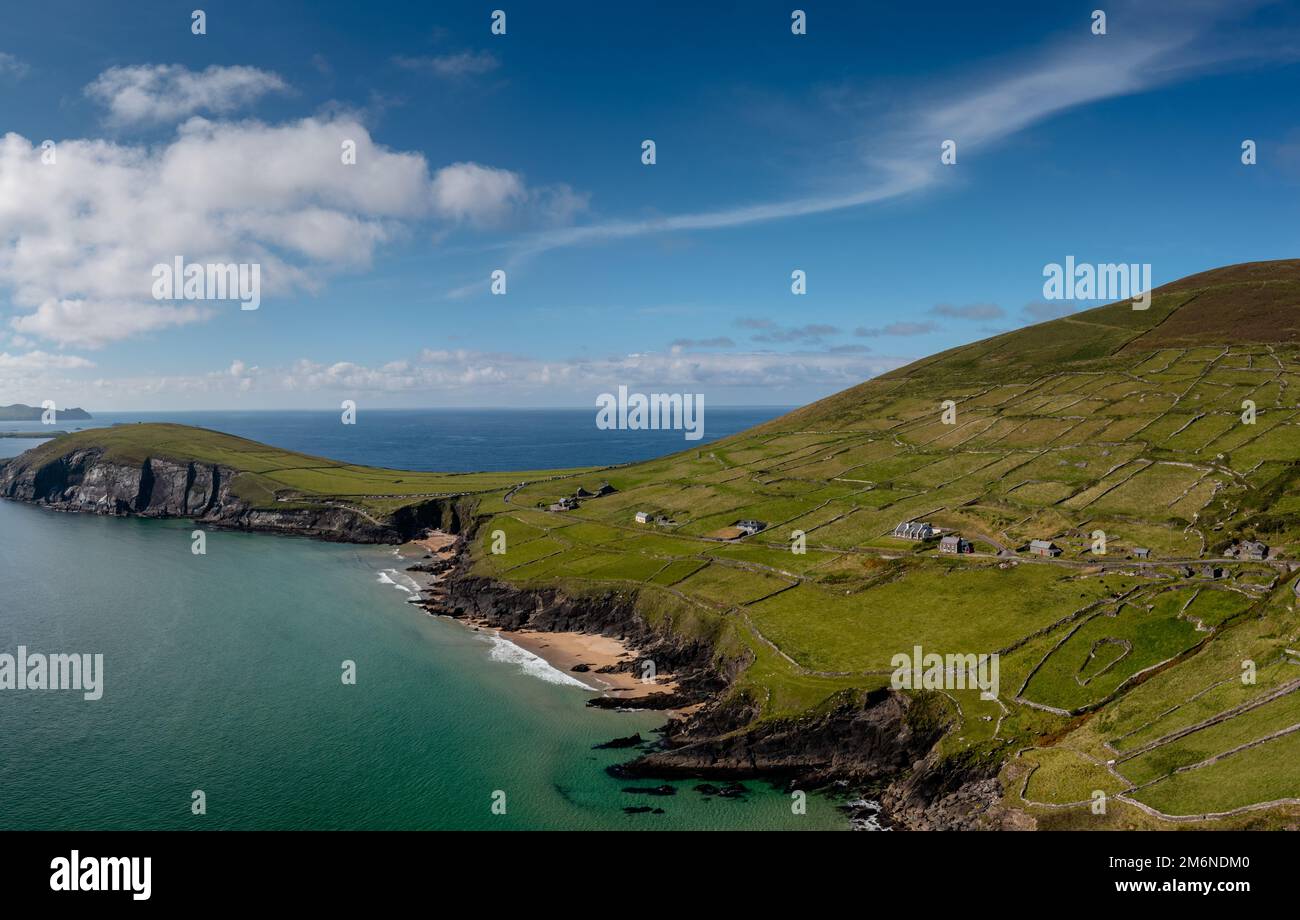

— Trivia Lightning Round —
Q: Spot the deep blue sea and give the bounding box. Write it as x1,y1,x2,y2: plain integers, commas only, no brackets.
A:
0,407,789,471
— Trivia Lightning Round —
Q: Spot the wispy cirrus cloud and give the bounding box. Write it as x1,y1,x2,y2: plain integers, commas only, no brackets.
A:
0,52,29,80
484,0,1283,273
394,51,500,79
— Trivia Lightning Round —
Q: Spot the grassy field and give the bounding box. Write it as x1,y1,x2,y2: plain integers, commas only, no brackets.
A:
17,259,1300,826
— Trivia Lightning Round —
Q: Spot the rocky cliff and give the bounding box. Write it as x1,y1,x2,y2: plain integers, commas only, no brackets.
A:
0,446,459,544
436,555,1016,828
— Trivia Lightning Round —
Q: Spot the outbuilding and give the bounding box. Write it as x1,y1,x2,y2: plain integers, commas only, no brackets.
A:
1028,539,1061,558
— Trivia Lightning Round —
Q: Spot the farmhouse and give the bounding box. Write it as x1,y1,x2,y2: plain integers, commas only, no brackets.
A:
1229,540,1269,561
549,496,579,512
1133,547,1151,560
1028,539,1061,558
655,515,676,527
735,520,766,536
634,511,651,524
893,521,936,541
939,535,972,554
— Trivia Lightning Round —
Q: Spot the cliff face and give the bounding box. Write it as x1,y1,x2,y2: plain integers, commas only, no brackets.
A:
0,446,449,544
443,573,728,701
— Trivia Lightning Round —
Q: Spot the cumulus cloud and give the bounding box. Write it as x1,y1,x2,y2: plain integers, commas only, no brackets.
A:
394,51,500,78
0,115,557,347
86,64,289,125
431,162,526,226
430,162,585,229
11,300,211,349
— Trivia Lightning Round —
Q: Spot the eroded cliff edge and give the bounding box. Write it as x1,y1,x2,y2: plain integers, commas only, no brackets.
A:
0,446,467,544
436,542,1024,830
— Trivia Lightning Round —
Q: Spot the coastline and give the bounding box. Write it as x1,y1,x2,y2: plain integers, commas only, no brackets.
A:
400,533,685,703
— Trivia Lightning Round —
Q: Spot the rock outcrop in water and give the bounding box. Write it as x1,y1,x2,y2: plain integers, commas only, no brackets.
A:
0,446,464,544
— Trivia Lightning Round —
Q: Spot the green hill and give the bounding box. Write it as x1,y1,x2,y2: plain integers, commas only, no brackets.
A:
8,258,1300,827
465,258,1300,827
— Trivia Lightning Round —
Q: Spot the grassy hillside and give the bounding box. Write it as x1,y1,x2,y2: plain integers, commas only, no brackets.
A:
465,259,1300,826
14,259,1300,826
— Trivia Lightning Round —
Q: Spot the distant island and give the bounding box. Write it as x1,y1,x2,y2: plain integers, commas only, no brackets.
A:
0,404,91,421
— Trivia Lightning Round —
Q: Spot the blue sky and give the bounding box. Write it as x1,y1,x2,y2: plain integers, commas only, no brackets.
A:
1,0,1299,409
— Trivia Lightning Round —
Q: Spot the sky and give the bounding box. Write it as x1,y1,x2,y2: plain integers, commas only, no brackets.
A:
1,0,1299,410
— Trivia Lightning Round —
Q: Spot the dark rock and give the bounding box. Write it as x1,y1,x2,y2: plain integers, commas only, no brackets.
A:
621,784,676,796
571,663,591,673
593,733,644,750
0,445,474,544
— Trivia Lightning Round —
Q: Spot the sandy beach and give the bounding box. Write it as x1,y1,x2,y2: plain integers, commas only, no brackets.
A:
499,627,678,699
401,531,679,701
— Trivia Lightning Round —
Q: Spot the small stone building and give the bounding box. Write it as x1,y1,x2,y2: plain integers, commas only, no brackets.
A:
939,535,972,554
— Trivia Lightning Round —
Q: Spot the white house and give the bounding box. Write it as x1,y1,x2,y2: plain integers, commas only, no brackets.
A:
893,521,936,541
634,511,651,524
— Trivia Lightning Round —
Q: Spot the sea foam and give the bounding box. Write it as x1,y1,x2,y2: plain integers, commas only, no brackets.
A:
376,569,422,594
484,633,596,690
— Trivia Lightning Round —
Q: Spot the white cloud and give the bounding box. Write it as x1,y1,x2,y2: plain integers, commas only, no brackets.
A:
0,350,94,371
431,162,526,226
11,299,210,349
86,64,288,125
263,347,909,395
0,116,547,346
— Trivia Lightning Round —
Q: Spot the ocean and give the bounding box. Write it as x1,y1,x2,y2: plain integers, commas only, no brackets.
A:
0,409,850,830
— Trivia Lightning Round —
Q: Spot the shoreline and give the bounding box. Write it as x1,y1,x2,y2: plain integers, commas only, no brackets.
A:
399,533,688,705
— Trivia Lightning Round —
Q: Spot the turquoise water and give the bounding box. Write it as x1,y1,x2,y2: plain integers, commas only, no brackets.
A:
0,440,845,830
